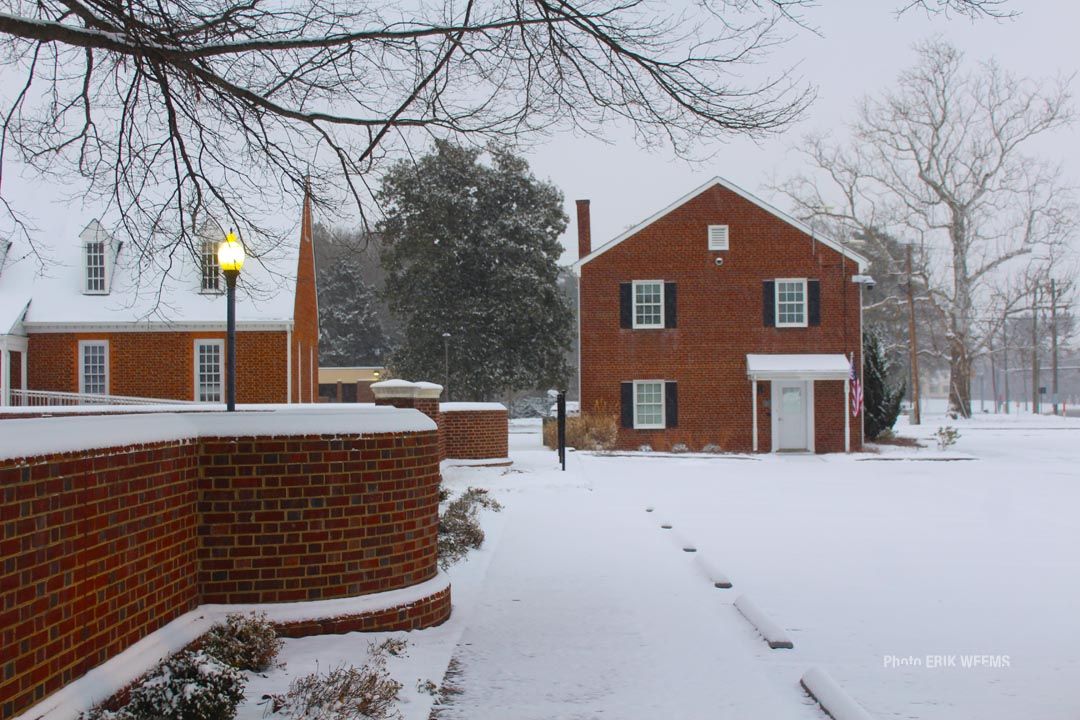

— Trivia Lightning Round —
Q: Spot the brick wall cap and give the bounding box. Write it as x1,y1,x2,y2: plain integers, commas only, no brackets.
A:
0,405,435,461
440,402,507,413
370,379,417,389
413,382,444,399
370,379,419,399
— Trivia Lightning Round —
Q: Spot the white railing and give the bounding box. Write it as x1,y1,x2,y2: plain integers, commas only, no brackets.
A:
9,389,197,407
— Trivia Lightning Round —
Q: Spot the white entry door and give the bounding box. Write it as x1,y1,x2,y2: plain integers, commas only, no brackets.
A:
776,381,808,451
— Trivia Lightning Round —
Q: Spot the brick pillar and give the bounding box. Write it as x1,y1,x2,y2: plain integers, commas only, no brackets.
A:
371,380,446,460
414,382,445,460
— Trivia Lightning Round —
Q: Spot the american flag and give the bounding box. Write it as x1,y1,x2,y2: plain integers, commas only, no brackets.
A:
850,358,863,417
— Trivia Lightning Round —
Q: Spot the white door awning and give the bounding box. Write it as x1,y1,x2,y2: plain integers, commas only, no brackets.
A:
746,354,851,381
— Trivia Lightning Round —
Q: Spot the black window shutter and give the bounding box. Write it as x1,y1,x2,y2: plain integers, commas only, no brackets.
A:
664,282,677,328
762,281,775,327
621,382,634,428
665,381,678,428
620,282,632,329
808,280,821,326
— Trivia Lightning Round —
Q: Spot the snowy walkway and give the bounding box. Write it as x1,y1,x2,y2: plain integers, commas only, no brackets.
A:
436,443,821,719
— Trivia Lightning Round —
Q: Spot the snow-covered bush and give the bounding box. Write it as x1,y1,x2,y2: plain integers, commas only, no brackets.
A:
637,445,653,453
671,443,689,453
438,487,503,569
701,444,723,454
201,612,282,672
934,426,960,451
83,650,245,720
263,640,406,720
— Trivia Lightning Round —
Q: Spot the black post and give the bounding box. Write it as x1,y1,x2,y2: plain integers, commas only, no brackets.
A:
224,268,239,411
442,332,451,401
557,390,567,471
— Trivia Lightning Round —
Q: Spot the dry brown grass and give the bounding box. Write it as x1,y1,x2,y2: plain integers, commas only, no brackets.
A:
542,400,618,451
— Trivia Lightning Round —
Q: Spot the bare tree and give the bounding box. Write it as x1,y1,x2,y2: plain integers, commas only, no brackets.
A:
777,38,1074,417
0,0,1016,267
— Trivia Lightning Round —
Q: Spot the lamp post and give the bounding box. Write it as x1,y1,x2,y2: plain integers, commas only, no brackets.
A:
441,332,451,401
218,231,245,411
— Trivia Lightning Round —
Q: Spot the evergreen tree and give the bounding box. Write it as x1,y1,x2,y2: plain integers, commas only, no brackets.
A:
378,141,572,400
317,259,392,367
863,328,906,441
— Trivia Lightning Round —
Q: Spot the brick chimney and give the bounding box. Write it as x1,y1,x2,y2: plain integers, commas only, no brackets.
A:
576,199,591,260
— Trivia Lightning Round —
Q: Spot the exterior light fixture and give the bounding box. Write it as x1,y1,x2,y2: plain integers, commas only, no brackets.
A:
218,231,246,411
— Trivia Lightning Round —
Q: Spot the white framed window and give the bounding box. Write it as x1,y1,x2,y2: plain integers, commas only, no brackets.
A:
78,341,109,395
85,242,107,293
775,278,807,327
194,339,224,402
201,241,221,292
632,280,664,329
634,380,665,429
708,225,729,251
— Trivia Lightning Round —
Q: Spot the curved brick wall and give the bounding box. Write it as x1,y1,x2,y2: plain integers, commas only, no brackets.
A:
0,411,445,720
198,430,441,603
439,404,509,460
0,441,201,719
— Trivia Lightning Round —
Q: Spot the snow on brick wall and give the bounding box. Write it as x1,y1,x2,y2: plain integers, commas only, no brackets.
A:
0,416,446,720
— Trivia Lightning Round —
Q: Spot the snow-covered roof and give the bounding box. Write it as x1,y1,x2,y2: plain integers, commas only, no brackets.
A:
0,240,34,335
746,353,852,380
573,176,869,274
5,220,300,331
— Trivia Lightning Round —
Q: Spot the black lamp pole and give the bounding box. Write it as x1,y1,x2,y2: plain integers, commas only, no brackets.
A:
224,268,239,411
442,332,451,401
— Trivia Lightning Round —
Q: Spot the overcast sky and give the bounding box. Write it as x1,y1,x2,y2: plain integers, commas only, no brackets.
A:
4,1,1077,268
525,0,1080,265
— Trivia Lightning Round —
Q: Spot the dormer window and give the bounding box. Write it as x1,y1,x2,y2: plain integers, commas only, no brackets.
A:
85,241,107,293
80,219,116,295
201,240,221,292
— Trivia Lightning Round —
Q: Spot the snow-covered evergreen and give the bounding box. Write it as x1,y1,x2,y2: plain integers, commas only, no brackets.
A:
317,256,393,367
378,141,573,400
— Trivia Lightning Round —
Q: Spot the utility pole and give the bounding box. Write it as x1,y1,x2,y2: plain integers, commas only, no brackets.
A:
1003,312,1010,414
1051,278,1059,415
989,332,998,413
1031,284,1040,415
906,243,921,425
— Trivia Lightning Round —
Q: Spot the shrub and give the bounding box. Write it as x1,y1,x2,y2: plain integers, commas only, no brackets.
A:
542,400,618,451
670,443,689,453
701,444,722,454
934,425,960,451
438,487,503,569
82,650,246,720
201,612,282,672
263,640,405,720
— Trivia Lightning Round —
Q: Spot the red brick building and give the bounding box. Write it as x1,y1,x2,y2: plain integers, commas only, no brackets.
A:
574,177,871,453
0,196,319,405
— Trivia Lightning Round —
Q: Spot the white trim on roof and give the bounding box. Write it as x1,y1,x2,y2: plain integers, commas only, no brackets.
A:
572,176,869,274
23,320,293,333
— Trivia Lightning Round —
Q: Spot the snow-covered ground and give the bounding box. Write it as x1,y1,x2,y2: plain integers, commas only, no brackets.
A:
43,410,1080,719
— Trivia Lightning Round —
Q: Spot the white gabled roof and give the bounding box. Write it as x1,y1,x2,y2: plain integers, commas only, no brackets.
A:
572,176,869,273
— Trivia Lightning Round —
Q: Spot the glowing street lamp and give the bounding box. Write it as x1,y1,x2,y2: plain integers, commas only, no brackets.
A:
218,231,245,411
